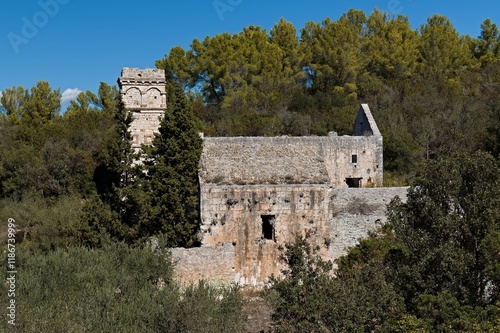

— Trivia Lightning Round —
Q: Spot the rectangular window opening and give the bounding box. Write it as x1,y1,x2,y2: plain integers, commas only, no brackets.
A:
351,154,358,163
261,215,275,241
346,178,362,188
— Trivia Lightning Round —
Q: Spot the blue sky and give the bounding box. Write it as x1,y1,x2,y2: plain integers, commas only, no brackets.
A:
1,0,499,108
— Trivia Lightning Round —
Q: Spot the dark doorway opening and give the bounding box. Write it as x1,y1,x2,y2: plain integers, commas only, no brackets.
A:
261,215,275,241
346,178,362,188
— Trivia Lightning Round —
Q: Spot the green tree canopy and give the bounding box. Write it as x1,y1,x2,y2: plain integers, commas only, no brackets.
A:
388,152,500,306
268,152,500,331
143,84,203,247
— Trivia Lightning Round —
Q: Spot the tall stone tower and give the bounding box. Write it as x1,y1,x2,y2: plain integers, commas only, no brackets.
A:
117,68,167,147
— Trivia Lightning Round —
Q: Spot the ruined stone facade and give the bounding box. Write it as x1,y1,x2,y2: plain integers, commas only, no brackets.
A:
120,68,406,288
177,106,404,287
172,186,407,287
117,68,167,147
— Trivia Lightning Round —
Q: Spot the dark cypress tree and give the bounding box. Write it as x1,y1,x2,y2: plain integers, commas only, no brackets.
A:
88,94,151,244
93,95,134,201
144,84,203,247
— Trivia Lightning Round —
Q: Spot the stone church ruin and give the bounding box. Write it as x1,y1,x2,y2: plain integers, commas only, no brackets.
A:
118,68,407,287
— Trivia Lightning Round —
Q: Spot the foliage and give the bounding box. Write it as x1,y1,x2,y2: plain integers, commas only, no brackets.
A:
156,11,500,180
143,84,203,247
93,93,135,202
0,242,246,333
265,234,405,332
264,235,336,332
88,91,154,244
267,152,500,331
387,152,500,309
0,193,83,251
0,82,116,199
153,281,246,333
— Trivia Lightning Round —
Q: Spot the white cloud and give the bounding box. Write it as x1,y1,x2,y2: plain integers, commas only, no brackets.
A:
61,88,82,104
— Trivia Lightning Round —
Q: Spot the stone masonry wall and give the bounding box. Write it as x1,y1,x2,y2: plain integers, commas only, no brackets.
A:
200,185,333,286
324,135,383,187
200,134,382,187
128,111,164,147
327,187,407,262
172,186,407,287
118,68,167,111
200,137,329,185
171,244,236,285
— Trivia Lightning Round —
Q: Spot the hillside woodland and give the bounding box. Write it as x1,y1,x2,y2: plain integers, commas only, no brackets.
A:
1,9,500,332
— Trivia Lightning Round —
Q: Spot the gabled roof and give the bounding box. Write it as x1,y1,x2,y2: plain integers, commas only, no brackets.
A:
352,104,381,136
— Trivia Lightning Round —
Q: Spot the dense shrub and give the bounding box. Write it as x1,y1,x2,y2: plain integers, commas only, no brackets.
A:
0,242,246,332
266,152,500,332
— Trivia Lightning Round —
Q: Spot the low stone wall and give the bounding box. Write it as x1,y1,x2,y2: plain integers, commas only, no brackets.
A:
171,243,236,285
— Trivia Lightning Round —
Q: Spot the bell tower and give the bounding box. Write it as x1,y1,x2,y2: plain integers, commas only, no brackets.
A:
117,68,167,147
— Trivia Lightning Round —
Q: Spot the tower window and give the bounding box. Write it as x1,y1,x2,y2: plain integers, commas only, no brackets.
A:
351,154,358,163
261,215,275,241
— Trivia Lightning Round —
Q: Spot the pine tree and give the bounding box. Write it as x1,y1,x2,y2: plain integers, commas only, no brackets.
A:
144,83,203,247
22,81,61,126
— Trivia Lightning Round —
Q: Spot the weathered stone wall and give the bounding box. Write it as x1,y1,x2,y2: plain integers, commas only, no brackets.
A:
324,134,383,187
121,67,165,80
169,185,408,287
200,184,334,286
171,244,236,285
327,187,407,262
128,111,164,146
200,134,382,187
200,138,329,185
118,68,167,110
352,104,382,137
